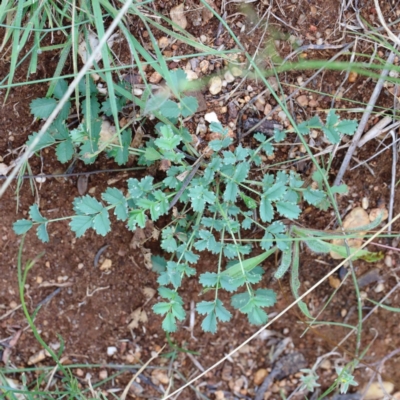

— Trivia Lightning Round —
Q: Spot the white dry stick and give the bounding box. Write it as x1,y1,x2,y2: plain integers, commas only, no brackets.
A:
334,49,397,186
356,115,392,148
162,213,400,400
0,0,134,198
388,130,397,234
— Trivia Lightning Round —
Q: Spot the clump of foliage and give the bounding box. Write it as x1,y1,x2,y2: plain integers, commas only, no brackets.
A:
14,70,363,333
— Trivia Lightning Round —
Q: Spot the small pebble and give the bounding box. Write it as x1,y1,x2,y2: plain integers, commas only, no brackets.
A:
362,197,369,209
149,71,162,83
204,111,220,123
107,346,117,356
264,103,272,115
100,259,112,271
319,359,332,370
341,308,347,317
384,255,393,268
9,300,18,309
254,368,268,385
374,282,385,293
185,70,198,80
75,368,84,377
209,76,222,95
329,275,341,289
199,60,210,74
296,95,308,107
364,381,394,400
283,328,290,335
99,370,108,380
348,71,358,83
224,70,235,83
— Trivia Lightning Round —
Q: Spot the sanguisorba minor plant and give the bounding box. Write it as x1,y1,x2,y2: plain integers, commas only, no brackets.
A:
14,69,364,333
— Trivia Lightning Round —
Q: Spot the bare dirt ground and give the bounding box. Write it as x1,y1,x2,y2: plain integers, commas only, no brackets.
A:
1,0,400,398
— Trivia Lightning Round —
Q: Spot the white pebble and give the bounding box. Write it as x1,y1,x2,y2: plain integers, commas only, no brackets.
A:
204,112,220,124
107,346,117,356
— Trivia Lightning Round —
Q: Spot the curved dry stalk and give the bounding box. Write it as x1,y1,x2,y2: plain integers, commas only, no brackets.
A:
162,212,400,400
373,0,400,48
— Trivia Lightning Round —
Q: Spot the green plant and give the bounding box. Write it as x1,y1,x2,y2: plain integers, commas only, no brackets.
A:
335,366,358,394
13,68,371,333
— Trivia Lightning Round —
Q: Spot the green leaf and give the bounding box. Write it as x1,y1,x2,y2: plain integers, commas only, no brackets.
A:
30,98,57,119
29,204,46,222
260,197,273,223
70,215,93,237
224,181,238,202
209,122,228,135
55,139,74,163
170,69,190,93
222,150,236,165
74,195,103,215
209,137,233,151
274,130,286,142
303,238,330,254
274,245,292,279
153,302,171,315
13,219,33,235
171,302,186,321
151,255,167,273
335,119,358,135
102,187,128,221
276,201,301,219
144,90,170,115
331,184,348,194
234,162,250,183
201,311,217,333
196,301,216,315
265,182,286,201
100,96,125,117
160,100,181,118
162,312,178,332
180,96,198,117
247,306,268,325
53,79,68,100
215,299,232,322
199,272,218,287
253,288,276,308
231,292,250,309
93,208,111,236
303,188,326,206
145,147,162,161
222,248,276,280
36,223,49,243
308,115,323,129
254,133,267,142
194,230,221,254
322,126,340,144
297,121,310,135
155,125,181,150
26,132,56,152
240,192,257,209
